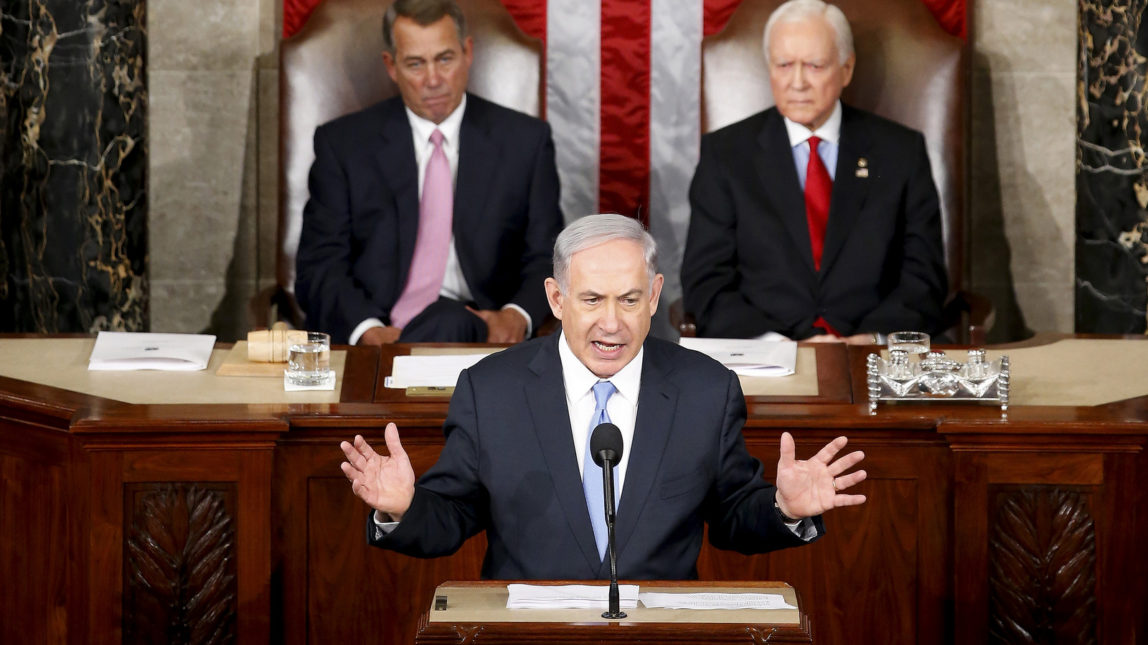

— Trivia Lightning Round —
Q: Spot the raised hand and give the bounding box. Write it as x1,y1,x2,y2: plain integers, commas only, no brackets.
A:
774,431,866,520
340,423,416,521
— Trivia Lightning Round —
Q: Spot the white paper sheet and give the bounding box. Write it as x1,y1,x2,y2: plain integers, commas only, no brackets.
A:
386,354,493,388
506,584,639,609
88,332,216,371
678,337,798,377
638,592,796,610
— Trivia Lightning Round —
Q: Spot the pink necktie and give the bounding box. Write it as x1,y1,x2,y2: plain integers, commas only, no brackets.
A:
390,129,453,329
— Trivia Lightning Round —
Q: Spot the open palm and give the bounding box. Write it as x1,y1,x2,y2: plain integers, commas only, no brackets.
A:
775,431,867,519
340,423,417,520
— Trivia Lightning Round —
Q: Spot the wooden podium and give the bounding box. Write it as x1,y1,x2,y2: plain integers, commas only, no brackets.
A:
415,581,813,644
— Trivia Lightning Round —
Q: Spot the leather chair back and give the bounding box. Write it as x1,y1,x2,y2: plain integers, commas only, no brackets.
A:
701,0,966,296
275,0,542,317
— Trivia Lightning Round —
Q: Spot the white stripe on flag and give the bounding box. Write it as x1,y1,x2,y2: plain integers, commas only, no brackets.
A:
547,0,601,223
649,0,703,332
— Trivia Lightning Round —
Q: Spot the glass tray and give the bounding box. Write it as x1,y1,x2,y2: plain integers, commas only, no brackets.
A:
866,349,1010,412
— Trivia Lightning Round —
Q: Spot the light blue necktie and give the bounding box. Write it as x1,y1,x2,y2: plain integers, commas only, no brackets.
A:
583,380,619,561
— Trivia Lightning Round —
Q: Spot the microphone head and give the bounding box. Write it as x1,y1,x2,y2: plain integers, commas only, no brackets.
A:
590,423,624,466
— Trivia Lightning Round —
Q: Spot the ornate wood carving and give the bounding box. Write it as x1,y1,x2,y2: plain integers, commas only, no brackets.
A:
124,483,237,644
988,487,1097,644
455,624,484,643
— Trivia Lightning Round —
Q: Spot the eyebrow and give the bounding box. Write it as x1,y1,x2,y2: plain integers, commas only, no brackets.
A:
577,289,644,298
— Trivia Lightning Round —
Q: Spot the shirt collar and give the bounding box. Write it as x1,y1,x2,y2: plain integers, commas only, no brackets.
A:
405,93,467,149
557,332,644,406
783,100,843,148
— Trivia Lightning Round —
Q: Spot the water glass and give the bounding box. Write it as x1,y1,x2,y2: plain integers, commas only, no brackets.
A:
887,331,930,360
285,331,334,388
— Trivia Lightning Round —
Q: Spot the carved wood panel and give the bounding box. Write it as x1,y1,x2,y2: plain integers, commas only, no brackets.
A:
988,486,1096,644
123,483,238,645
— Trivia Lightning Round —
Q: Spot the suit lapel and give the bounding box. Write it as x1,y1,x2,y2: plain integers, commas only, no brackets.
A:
454,96,498,282
375,101,420,289
820,106,871,277
523,336,603,574
611,341,679,568
756,113,816,275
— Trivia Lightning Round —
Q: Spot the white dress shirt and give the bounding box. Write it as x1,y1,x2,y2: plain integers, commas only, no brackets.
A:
349,95,531,344
557,332,640,493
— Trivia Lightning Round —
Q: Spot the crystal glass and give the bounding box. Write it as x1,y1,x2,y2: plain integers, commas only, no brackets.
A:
887,331,930,360
285,331,334,388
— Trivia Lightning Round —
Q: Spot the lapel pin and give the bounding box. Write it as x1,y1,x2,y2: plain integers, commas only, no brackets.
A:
855,157,869,178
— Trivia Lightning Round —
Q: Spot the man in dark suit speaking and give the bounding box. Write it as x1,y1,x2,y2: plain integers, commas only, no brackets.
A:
295,0,562,346
339,214,867,580
682,0,947,344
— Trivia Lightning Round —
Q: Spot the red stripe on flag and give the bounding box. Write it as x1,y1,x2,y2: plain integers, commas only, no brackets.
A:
499,0,547,41
599,0,651,223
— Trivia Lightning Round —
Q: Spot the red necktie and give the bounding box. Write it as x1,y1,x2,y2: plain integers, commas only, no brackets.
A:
804,135,832,270
805,136,839,337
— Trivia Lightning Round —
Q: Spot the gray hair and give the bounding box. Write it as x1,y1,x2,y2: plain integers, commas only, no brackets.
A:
382,0,468,55
763,0,854,66
553,214,658,293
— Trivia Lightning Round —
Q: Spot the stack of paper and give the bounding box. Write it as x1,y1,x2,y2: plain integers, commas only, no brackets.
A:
638,592,796,610
386,354,489,388
679,337,798,377
506,584,639,609
88,332,216,371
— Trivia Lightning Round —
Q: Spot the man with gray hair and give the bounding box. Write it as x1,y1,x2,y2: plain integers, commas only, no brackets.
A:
340,214,867,580
296,0,562,346
682,0,947,343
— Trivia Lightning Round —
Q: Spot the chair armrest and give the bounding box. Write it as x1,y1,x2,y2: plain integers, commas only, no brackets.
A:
668,298,697,338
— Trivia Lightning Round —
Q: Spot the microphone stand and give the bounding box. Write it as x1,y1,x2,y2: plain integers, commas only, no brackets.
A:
600,456,626,619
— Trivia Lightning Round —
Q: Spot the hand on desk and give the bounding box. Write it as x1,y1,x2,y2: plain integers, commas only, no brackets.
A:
340,423,415,521
359,326,402,346
775,432,867,520
467,307,527,343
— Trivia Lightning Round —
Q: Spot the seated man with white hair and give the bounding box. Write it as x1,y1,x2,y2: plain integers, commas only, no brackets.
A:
682,0,948,343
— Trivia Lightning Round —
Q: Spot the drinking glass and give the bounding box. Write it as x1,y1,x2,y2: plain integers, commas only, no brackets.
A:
285,331,334,388
887,331,930,361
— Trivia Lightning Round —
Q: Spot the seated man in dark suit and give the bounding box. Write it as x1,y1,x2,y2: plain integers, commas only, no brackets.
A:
339,214,867,580
682,0,947,344
295,0,563,346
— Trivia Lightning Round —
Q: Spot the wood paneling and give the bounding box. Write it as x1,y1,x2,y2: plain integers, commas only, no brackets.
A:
2,339,1146,644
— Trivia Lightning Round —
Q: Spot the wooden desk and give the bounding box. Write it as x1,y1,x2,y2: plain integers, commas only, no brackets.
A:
1,337,1146,644
415,580,812,644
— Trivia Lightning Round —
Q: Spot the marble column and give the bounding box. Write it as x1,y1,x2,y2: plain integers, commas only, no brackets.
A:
1077,0,1148,333
0,0,148,333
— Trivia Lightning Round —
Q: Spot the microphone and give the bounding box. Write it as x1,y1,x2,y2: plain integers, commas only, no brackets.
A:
590,423,626,619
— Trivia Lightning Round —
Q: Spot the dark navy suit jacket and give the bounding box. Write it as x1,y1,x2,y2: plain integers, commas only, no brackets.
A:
370,334,822,580
682,105,947,339
295,94,563,344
